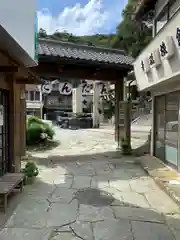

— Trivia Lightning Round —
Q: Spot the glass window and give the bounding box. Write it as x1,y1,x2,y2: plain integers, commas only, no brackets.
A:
25,91,28,100
154,0,180,35
165,93,179,166
29,91,34,101
34,91,40,101
154,96,165,161
169,0,180,18
155,9,168,33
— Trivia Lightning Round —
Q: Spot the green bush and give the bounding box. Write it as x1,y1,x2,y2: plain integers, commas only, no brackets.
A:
44,124,54,139
26,123,43,145
22,162,39,178
27,116,44,127
26,116,55,146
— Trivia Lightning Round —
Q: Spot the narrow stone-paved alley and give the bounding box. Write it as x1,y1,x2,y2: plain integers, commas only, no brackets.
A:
1,128,180,239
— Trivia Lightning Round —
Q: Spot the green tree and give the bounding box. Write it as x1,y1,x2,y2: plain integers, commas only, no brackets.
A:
111,0,152,58
38,28,47,38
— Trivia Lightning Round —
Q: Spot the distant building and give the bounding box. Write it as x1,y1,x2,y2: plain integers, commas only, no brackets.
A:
37,79,109,122
42,80,102,121
25,84,43,118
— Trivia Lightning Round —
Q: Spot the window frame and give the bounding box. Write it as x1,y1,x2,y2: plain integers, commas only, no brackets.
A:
154,0,180,35
34,91,40,101
26,90,41,101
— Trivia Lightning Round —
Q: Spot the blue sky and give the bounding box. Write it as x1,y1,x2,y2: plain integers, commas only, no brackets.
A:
37,0,128,35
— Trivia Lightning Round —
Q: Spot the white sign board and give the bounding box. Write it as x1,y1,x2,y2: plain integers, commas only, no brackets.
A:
41,83,52,94
41,81,108,96
59,82,72,95
58,82,107,95
0,105,4,126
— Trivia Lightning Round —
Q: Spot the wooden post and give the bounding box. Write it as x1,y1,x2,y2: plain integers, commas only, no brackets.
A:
20,84,26,157
93,81,101,128
115,81,120,143
124,101,131,149
8,74,16,172
8,75,25,172
115,80,124,148
123,76,131,149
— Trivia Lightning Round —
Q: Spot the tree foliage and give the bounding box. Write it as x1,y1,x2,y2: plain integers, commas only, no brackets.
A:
111,0,152,58
38,28,115,48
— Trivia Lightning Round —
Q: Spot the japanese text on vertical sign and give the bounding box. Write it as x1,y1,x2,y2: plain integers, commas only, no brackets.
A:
149,53,155,65
176,28,180,46
141,60,145,71
160,41,168,57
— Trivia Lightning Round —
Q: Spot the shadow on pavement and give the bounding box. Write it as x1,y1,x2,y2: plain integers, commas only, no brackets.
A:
0,150,180,239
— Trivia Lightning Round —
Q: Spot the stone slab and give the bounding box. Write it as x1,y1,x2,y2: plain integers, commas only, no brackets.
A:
71,221,94,240
112,206,165,223
91,176,109,189
6,201,48,228
46,200,78,227
72,176,91,189
66,164,95,176
145,191,179,214
51,232,79,240
0,228,51,240
78,204,114,222
166,214,180,231
24,182,56,199
53,175,73,188
93,219,133,240
138,155,180,206
109,179,131,192
173,230,180,240
129,177,160,193
48,187,75,203
93,163,112,175
131,221,175,240
118,192,150,208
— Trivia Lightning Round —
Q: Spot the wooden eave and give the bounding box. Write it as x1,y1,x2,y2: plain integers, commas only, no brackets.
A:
34,56,131,82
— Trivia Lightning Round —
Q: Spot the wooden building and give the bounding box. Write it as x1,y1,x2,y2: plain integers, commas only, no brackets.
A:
0,25,38,176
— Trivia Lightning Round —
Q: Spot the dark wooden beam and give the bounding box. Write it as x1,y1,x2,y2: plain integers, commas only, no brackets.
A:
0,65,18,72
34,63,127,81
16,77,41,84
0,50,40,82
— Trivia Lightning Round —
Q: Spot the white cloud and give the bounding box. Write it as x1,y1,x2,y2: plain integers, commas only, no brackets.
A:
37,0,110,36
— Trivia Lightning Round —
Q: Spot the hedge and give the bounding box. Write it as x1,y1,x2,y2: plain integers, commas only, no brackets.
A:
26,116,55,146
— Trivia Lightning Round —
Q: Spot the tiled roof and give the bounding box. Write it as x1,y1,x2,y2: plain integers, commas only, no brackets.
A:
38,38,134,68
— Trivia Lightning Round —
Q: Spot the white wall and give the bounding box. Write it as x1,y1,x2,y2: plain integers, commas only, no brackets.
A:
134,10,180,91
0,0,37,62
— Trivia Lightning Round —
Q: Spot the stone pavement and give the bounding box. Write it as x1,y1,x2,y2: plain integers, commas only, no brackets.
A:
1,128,180,239
28,127,148,159
138,155,180,206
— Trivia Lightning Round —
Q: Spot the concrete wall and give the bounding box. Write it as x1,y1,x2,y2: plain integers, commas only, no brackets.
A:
134,9,180,91
0,0,37,62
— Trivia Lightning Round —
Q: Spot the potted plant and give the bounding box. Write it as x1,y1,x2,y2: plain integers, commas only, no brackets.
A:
121,137,132,155
22,162,39,184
